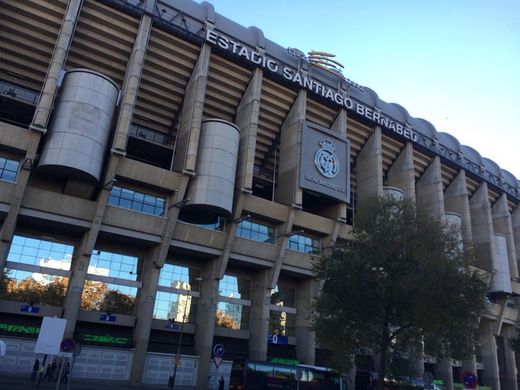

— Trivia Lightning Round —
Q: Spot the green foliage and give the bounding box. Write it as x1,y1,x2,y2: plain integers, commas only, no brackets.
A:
312,196,487,383
100,289,135,315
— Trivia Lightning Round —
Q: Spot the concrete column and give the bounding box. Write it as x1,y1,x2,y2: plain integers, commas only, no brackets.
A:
387,143,416,201
295,278,317,364
276,90,307,208
513,207,520,275
30,0,84,132
0,132,39,270
195,260,219,390
416,156,444,219
0,0,85,269
112,11,154,154
479,320,500,390
493,193,519,279
267,209,296,290
62,159,120,337
235,68,263,193
173,43,211,175
216,193,245,278
470,183,496,272
444,170,473,252
129,251,161,386
436,358,454,390
356,126,383,203
249,270,271,360
129,179,189,387
501,325,518,390
328,109,348,223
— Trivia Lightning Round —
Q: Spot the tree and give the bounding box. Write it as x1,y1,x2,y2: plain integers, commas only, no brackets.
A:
312,196,487,390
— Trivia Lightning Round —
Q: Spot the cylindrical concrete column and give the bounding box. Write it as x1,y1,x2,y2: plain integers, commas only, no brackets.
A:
249,270,270,360
295,279,317,364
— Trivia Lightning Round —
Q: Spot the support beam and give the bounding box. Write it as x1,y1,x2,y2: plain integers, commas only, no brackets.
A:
249,270,271,360
356,126,383,203
172,43,212,175
470,183,496,272
493,193,519,279
387,142,415,201
235,68,263,193
276,90,307,208
267,209,296,290
444,170,473,252
416,156,444,219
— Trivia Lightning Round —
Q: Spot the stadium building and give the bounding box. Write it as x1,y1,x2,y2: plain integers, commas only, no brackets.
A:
0,0,519,389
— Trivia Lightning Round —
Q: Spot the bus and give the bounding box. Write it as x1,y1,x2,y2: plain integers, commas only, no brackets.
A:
229,359,346,390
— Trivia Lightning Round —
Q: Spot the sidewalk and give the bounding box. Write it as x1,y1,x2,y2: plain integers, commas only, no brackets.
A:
0,372,196,390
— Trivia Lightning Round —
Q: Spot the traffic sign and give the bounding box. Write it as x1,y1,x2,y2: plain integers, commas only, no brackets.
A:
60,337,75,353
213,343,225,358
461,371,478,389
214,357,223,368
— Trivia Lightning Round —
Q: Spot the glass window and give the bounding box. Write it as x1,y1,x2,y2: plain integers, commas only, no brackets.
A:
253,363,273,377
219,275,250,299
271,284,295,307
153,291,198,322
194,217,225,231
269,310,296,337
80,281,137,315
158,263,200,290
1,268,68,306
273,366,296,380
236,220,274,243
7,235,73,270
215,302,250,330
88,250,138,281
0,157,19,183
108,185,165,216
287,234,321,254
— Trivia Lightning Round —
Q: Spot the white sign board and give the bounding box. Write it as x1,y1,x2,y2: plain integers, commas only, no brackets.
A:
35,317,67,355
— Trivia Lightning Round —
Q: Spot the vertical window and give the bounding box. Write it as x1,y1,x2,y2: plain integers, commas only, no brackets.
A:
216,274,251,330
81,250,140,315
153,263,200,323
269,284,297,337
0,157,19,183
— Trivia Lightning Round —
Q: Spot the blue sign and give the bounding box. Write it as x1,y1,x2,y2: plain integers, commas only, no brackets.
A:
462,371,477,389
99,314,116,322
268,334,288,345
20,305,39,314
165,322,180,330
213,343,225,358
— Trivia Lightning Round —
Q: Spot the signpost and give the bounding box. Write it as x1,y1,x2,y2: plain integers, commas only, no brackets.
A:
212,344,225,390
461,371,478,389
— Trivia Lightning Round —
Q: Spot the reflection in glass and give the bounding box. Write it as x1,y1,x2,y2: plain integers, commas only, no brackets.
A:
7,235,73,270
269,310,296,337
287,234,321,254
1,268,68,306
236,220,274,243
215,302,250,330
219,275,250,299
153,291,198,323
88,250,138,281
81,281,137,315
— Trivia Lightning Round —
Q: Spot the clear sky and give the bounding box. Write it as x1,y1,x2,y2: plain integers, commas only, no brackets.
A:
202,0,520,180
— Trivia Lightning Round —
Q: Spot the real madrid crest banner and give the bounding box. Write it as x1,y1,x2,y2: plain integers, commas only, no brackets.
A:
300,122,350,203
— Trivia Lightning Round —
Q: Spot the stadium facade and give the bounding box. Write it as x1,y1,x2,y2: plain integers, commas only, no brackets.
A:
0,0,519,389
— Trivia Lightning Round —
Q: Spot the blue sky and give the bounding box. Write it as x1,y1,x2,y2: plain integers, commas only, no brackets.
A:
203,0,520,179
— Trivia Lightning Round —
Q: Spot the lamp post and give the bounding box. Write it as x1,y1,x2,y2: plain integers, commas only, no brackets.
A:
170,293,189,389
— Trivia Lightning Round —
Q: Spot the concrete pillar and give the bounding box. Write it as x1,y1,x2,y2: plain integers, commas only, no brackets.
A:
112,11,154,154
444,170,473,252
267,209,296,290
129,179,188,386
387,142,416,201
0,0,85,269
461,355,478,387
328,109,348,223
249,270,270,360
235,68,262,193
30,0,84,132
493,193,519,279
129,251,161,386
501,325,518,390
295,278,317,364
276,90,307,208
436,358,454,390
173,43,211,175
416,156,444,219
356,126,383,203
195,260,219,390
470,183,496,272
479,320,501,390
513,207,520,275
